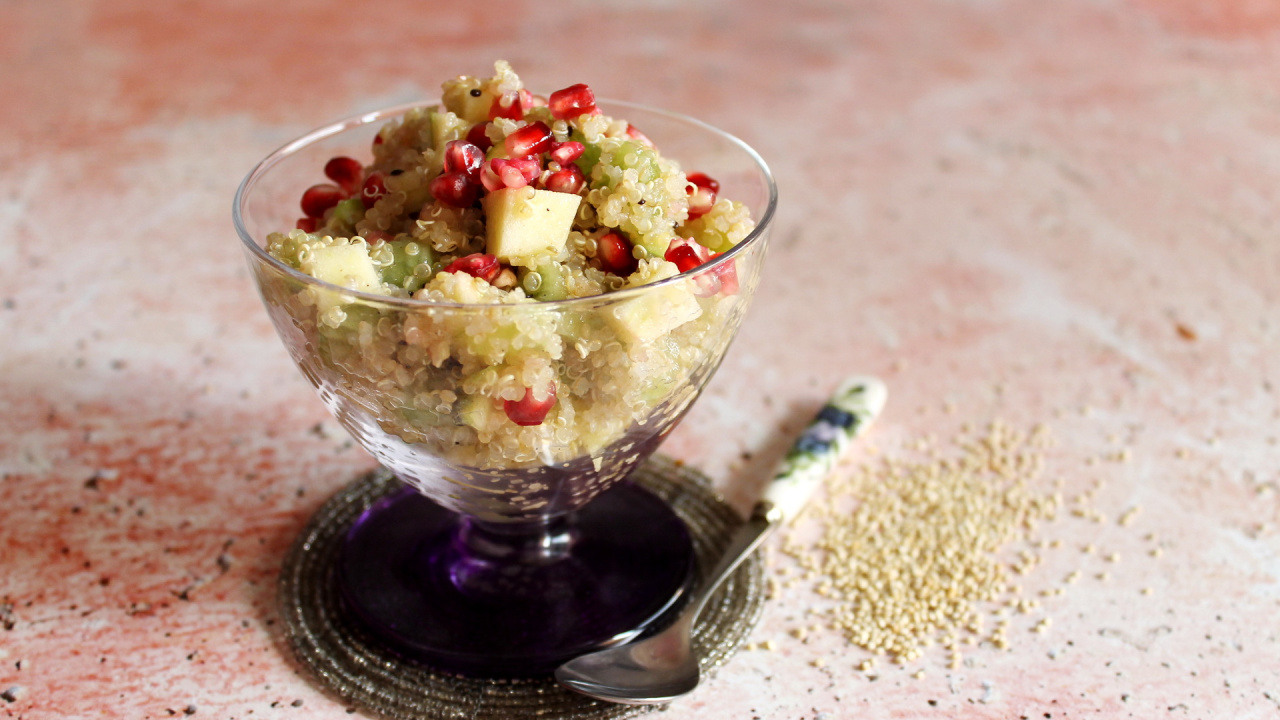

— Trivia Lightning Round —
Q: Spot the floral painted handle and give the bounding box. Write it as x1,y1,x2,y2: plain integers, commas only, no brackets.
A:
762,376,888,524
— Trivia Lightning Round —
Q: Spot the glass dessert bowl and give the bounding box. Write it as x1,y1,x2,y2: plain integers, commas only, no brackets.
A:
234,98,775,677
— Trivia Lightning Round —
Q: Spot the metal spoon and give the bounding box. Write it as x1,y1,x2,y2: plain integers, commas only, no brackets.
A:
555,376,887,705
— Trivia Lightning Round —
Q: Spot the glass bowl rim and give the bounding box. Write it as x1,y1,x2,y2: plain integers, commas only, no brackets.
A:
232,98,777,310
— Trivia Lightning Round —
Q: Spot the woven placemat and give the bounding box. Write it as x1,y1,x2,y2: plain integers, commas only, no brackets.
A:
278,455,766,719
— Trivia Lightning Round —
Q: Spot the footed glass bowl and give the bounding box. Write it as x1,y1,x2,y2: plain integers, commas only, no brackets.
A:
234,100,775,677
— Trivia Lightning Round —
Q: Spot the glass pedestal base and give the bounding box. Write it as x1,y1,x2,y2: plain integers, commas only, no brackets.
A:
339,480,695,677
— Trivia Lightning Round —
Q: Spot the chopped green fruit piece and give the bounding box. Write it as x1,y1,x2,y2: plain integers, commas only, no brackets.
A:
598,141,660,189
429,110,469,151
681,199,753,253
458,392,498,431
327,197,365,236
483,187,582,268
630,228,673,259
317,302,380,338
400,406,453,431
571,132,602,177
524,261,569,301
378,240,437,292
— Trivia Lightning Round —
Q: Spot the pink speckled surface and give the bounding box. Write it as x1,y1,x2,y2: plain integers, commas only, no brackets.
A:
3,1,1279,718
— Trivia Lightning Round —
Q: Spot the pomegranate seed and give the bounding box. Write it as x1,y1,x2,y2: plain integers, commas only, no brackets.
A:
504,121,554,158
512,157,541,183
549,141,584,165
480,161,505,192
372,133,385,148
685,172,719,219
687,185,716,220
504,383,557,426
488,89,533,120
597,232,637,275
686,172,720,193
625,124,655,149
482,158,541,191
543,165,585,194
362,230,394,244
664,241,703,273
443,140,484,181
324,156,364,195
361,172,388,207
548,84,598,120
710,252,739,295
296,217,318,232
300,183,346,218
443,253,501,283
430,172,481,208
465,122,494,151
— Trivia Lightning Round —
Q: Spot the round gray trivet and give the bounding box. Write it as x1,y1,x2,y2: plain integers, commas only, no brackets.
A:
278,454,766,719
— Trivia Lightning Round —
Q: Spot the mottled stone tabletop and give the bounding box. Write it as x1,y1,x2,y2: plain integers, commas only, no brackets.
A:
2,1,1278,718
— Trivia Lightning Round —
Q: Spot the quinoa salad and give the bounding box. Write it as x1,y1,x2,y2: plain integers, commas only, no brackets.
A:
264,61,757,471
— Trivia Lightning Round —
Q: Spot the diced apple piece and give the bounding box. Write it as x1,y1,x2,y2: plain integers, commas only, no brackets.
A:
483,187,581,268
302,243,387,313
441,79,494,125
605,260,702,344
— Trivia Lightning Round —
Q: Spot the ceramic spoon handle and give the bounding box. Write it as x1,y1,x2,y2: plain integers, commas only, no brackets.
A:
761,376,888,524
686,376,887,621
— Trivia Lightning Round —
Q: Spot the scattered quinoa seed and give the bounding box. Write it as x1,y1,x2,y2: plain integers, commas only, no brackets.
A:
785,421,1061,664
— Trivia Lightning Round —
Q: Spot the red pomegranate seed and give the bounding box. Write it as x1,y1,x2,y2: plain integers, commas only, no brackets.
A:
296,217,318,232
504,383,557,426
324,156,364,195
443,140,484,181
625,124,655,148
685,172,719,219
543,165,585,194
686,172,720,193
504,121,554,158
497,161,527,188
512,157,541,183
549,141,584,165
482,158,541,191
488,89,533,120
687,185,716,220
664,241,703,273
710,252,739,295
443,253,501,283
361,172,388,207
372,133,385,148
431,172,481,208
466,122,494,151
480,161,504,192
362,230,393,244
300,183,346,218
597,232,637,275
548,84,598,120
